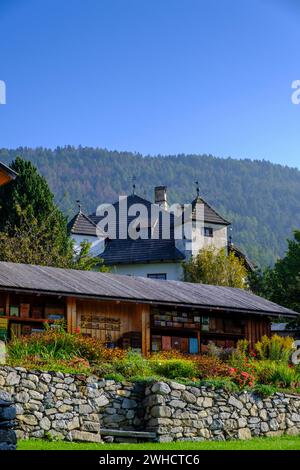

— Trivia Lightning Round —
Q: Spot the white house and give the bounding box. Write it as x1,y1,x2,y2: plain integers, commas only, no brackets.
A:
68,186,252,281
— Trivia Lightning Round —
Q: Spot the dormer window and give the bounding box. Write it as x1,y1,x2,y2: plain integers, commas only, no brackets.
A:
204,227,213,237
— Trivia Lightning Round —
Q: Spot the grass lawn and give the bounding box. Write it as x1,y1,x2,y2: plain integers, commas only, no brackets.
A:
18,435,300,451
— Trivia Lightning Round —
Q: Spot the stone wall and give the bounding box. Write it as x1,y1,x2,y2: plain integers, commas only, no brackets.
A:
1,367,300,443
143,381,300,442
0,390,17,450
0,366,146,442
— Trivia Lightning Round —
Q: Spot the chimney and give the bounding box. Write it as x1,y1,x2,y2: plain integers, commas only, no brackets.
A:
154,186,168,210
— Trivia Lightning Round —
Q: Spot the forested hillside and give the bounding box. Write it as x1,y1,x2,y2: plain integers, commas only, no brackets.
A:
0,147,299,267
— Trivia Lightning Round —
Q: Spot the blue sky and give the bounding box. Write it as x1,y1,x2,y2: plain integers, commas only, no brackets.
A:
0,0,300,168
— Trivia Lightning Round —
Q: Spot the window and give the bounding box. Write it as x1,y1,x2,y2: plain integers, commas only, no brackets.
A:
147,273,167,280
204,227,213,237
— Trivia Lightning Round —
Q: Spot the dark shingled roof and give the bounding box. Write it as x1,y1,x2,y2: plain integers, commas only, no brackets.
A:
191,196,231,226
68,211,98,236
101,238,185,265
68,193,231,265
0,262,297,317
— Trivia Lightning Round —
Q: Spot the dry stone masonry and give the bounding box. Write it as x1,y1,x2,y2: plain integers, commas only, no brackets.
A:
0,367,300,443
143,381,300,442
0,390,17,450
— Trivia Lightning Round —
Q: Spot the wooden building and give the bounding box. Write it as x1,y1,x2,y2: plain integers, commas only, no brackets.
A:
0,261,297,354
0,161,17,187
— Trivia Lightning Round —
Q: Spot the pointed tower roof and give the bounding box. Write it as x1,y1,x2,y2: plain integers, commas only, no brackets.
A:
191,195,231,225
68,209,99,237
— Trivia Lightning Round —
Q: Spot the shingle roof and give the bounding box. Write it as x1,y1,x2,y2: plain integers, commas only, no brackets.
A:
228,244,256,272
69,192,231,264
67,211,98,236
101,238,185,265
191,196,231,225
0,261,297,317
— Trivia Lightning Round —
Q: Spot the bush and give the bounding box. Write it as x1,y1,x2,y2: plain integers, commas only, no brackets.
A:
193,355,230,378
103,373,125,382
151,350,186,360
227,354,256,388
114,351,153,379
253,384,277,397
8,326,125,365
254,360,300,388
254,335,295,363
199,377,239,392
150,359,197,380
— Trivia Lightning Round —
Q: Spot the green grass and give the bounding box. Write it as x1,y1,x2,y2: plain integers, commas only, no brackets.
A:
18,435,300,451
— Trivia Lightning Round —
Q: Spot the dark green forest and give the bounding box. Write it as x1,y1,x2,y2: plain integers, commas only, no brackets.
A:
0,147,299,268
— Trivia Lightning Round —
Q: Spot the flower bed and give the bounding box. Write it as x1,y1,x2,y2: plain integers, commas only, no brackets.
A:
6,328,300,395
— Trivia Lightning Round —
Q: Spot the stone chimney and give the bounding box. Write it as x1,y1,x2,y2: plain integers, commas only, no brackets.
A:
154,186,168,210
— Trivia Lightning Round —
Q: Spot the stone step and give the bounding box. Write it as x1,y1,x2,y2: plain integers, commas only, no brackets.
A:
101,428,156,439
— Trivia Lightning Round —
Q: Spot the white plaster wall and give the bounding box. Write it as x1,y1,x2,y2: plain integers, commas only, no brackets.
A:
72,234,105,257
108,262,184,281
175,223,228,259
197,223,228,252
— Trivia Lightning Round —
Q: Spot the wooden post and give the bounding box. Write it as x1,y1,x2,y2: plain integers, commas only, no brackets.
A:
141,304,151,357
5,293,10,316
197,330,201,355
66,297,77,333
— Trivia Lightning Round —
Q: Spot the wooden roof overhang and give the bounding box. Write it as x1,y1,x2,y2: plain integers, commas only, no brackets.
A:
0,285,297,319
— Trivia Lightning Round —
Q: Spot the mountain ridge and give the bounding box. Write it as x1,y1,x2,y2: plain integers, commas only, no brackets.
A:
0,146,299,268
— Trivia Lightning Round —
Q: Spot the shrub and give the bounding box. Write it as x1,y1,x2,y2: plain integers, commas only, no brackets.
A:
206,342,237,362
253,384,277,397
114,351,153,379
227,354,256,388
8,327,125,365
236,339,250,356
254,335,295,363
193,355,230,378
103,373,125,382
199,377,239,392
150,358,197,380
151,350,186,360
254,360,300,388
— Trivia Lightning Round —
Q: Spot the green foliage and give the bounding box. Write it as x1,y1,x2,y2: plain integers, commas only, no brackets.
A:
253,383,277,397
150,359,197,380
183,246,248,288
254,335,295,363
193,355,230,378
250,231,300,317
103,373,125,382
0,157,73,266
1,147,300,268
113,351,153,379
0,157,108,271
199,377,239,392
254,361,300,388
73,240,109,272
6,326,300,392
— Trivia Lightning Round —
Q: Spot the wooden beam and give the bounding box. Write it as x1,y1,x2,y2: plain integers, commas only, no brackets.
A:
66,297,77,333
197,330,201,354
0,170,11,186
5,293,10,316
141,304,151,357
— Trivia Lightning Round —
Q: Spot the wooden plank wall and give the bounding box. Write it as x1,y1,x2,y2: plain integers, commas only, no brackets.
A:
245,317,271,347
0,169,11,186
76,299,144,344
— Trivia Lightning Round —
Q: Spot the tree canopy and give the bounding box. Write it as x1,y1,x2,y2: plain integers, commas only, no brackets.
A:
0,157,106,271
249,230,300,314
182,246,248,289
